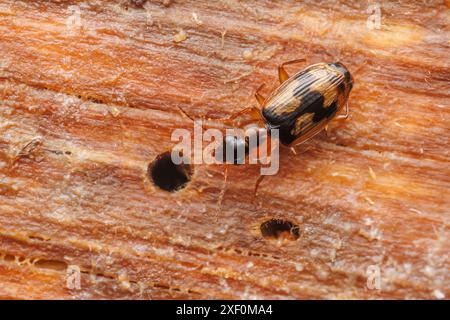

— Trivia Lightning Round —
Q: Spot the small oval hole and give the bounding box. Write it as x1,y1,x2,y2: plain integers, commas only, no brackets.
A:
34,259,68,271
148,151,192,192
260,218,300,240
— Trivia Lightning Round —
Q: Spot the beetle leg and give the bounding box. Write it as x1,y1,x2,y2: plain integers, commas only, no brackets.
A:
224,106,261,127
336,102,349,120
255,83,266,106
290,147,297,155
290,144,312,155
254,174,265,198
278,58,306,83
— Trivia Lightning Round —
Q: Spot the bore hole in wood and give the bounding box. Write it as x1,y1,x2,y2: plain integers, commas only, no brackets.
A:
260,219,300,240
148,151,192,192
34,259,68,271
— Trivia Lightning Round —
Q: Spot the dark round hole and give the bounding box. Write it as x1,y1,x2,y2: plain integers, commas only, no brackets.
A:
148,151,192,192
260,219,300,240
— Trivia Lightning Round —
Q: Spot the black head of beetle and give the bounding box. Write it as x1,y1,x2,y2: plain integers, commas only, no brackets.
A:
215,135,249,164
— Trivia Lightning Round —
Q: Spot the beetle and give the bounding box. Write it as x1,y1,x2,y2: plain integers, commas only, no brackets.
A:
220,59,354,161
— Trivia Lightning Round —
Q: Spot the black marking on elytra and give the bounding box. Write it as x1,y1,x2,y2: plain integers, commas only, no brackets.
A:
263,90,338,145
293,71,317,98
347,80,353,91
312,100,337,122
263,104,301,145
295,90,337,123
300,91,324,122
269,122,297,146
338,81,346,94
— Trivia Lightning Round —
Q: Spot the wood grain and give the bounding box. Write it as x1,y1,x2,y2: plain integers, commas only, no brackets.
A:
0,0,448,299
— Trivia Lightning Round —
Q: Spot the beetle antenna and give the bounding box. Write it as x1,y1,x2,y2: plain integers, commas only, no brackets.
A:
253,174,265,202
216,167,228,218
353,59,369,77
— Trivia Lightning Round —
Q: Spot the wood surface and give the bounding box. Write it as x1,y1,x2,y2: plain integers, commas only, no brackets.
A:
0,0,449,299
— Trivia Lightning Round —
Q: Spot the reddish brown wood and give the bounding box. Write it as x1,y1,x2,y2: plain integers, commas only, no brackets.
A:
0,0,448,299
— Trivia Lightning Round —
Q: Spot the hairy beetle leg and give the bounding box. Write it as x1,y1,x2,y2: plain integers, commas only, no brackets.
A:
278,58,306,83
336,102,350,120
224,106,262,127
255,83,266,106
